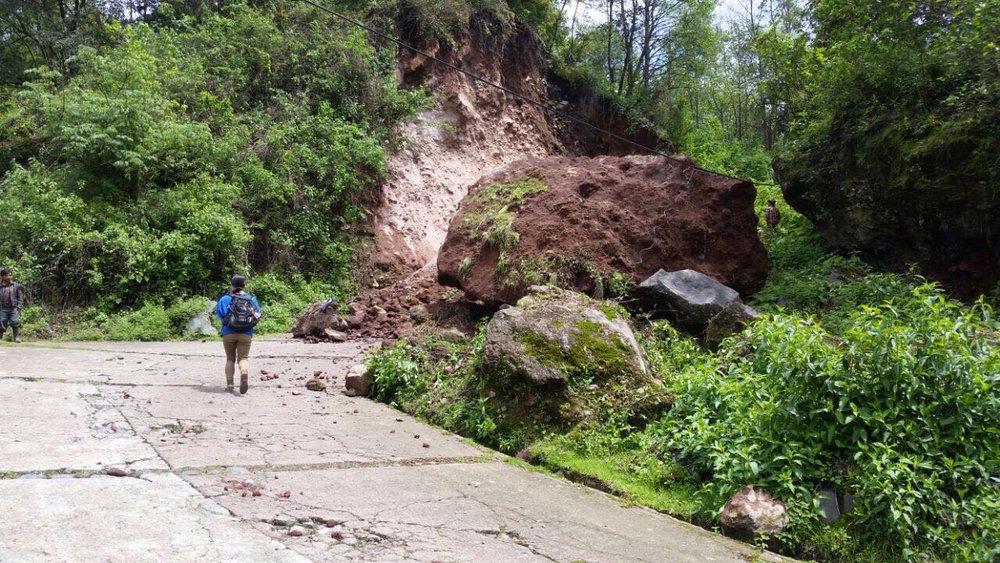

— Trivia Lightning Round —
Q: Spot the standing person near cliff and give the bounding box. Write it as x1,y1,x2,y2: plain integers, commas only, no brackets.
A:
214,274,261,394
0,268,25,343
764,199,781,229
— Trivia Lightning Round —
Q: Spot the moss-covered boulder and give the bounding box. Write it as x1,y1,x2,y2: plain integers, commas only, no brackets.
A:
483,286,647,383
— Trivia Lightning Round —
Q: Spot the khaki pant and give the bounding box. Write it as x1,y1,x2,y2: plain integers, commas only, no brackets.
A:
222,333,252,385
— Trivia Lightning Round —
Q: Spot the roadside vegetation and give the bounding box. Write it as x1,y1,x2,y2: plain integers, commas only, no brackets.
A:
0,1,429,339
367,196,1000,561
2,1,997,560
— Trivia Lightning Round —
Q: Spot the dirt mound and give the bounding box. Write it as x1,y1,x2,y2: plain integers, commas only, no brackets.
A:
437,154,768,305
294,265,490,341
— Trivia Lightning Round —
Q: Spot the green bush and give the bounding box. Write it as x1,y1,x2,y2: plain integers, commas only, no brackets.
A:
105,303,173,341
657,285,1000,560
0,3,427,316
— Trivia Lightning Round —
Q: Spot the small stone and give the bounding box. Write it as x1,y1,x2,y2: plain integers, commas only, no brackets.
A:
323,328,347,342
422,442,430,448
331,530,344,540
288,526,306,537
105,467,127,477
306,379,327,392
291,390,302,396
325,518,340,527
278,490,291,499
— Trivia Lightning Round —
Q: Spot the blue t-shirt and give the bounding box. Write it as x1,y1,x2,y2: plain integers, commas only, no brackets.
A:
215,291,261,335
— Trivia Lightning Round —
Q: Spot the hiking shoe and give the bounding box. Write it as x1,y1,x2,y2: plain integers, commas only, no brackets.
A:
239,372,249,395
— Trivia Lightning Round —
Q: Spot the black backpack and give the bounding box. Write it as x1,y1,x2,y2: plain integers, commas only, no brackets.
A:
223,293,258,330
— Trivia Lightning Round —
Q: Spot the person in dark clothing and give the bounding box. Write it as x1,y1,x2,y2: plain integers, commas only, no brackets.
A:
764,199,781,229
0,268,25,343
214,274,261,394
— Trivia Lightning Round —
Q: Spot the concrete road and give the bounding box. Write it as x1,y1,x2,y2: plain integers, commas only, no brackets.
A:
0,338,771,562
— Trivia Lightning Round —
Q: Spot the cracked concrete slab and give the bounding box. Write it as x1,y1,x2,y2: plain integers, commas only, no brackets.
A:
186,462,754,563
0,347,109,383
0,379,167,473
0,473,308,563
113,381,483,470
0,339,781,562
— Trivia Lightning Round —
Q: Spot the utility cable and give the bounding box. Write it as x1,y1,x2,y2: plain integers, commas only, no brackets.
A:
295,0,674,159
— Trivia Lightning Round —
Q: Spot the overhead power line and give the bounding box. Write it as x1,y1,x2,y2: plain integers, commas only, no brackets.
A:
295,0,673,159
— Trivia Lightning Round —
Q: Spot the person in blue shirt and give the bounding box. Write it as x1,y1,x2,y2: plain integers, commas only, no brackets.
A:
214,274,261,394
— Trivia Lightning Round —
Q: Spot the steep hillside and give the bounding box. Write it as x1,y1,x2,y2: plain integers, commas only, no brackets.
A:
370,25,559,279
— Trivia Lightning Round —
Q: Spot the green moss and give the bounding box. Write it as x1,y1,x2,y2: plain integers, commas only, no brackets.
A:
457,255,474,279
597,302,626,321
568,319,630,373
515,327,571,370
514,319,632,377
464,176,546,273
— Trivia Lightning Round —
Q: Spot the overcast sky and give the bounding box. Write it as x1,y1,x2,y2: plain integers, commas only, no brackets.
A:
567,0,752,28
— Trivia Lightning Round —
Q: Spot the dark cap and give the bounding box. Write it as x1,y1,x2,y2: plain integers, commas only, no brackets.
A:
231,274,247,289
767,199,776,205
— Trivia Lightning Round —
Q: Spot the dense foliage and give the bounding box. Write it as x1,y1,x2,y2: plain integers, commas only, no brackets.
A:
0,2,427,334
774,0,1000,295
367,191,1000,560
661,287,999,560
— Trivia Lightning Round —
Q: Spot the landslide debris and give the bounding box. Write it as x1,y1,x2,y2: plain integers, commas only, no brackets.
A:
437,154,768,305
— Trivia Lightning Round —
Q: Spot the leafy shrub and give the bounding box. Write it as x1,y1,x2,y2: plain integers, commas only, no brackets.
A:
247,273,346,334
657,285,1000,560
105,303,173,341
395,0,513,45
0,3,427,316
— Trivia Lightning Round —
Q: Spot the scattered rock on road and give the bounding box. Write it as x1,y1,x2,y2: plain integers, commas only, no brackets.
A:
344,364,371,397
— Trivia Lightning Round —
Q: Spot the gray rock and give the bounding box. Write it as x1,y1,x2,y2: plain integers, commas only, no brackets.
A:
438,328,468,343
718,485,787,541
639,269,750,333
704,302,758,348
817,489,840,523
185,301,218,337
483,287,647,384
323,328,347,342
288,525,306,537
409,304,431,323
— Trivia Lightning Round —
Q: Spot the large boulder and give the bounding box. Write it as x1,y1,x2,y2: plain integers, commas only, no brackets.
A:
719,486,788,541
483,286,647,384
437,155,768,305
775,118,1000,299
638,269,756,334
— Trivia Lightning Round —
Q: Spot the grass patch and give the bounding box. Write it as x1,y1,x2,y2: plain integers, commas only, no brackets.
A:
530,435,700,517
